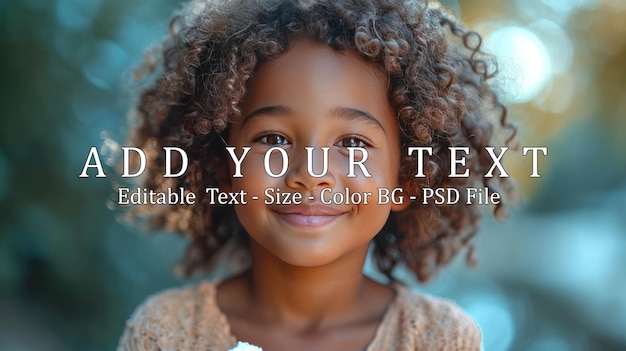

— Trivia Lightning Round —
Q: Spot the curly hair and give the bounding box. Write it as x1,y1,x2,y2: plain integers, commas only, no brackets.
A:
127,0,516,282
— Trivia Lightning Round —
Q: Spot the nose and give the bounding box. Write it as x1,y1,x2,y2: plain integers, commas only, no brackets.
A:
285,146,335,191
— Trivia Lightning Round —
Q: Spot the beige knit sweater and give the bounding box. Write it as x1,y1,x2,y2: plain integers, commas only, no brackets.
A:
117,281,482,351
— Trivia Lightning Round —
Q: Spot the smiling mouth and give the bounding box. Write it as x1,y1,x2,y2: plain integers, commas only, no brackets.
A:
273,212,343,228
271,204,347,229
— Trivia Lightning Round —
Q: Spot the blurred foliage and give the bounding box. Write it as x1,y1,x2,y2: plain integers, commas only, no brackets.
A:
0,0,624,350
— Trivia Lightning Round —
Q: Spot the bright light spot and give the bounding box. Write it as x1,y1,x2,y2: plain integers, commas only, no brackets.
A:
554,221,620,290
514,0,599,23
485,26,552,104
542,0,599,15
542,0,584,15
528,20,573,75
466,296,515,351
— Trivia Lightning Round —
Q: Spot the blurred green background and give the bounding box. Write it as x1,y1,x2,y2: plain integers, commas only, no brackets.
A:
0,0,624,350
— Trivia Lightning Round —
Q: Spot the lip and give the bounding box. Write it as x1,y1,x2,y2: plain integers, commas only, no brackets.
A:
271,204,347,229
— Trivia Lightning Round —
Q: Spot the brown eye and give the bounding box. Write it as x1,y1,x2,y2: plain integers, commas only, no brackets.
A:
258,133,289,145
336,136,371,148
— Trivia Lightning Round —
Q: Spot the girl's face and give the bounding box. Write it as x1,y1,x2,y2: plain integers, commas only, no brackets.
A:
227,38,405,267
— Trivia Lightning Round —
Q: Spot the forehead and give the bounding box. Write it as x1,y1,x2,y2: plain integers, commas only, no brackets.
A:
252,37,387,83
240,37,396,130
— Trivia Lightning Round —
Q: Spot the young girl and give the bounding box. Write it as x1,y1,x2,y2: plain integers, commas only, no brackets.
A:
117,0,515,350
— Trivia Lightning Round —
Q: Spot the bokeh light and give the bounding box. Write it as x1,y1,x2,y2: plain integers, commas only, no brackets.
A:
484,26,552,103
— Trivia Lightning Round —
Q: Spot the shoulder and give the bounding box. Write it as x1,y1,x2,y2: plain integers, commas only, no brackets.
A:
392,284,483,351
116,281,233,351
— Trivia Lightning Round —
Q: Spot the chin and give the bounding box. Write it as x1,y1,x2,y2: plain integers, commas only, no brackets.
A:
271,242,368,269
276,249,339,268
250,233,371,269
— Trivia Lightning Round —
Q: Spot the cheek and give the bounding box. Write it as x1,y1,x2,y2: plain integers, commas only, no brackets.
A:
263,152,291,176
362,154,401,186
230,156,280,195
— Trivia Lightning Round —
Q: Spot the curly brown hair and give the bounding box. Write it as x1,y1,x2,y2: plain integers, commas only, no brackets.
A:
127,0,516,282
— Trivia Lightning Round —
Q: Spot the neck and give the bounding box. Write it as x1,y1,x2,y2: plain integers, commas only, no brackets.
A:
246,242,370,326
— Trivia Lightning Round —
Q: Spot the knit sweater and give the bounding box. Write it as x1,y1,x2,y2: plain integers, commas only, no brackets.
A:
117,280,482,351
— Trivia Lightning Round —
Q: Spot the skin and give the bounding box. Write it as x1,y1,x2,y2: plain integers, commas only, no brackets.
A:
217,37,408,351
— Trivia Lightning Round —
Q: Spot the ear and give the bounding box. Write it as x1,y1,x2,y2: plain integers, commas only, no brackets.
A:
391,182,412,212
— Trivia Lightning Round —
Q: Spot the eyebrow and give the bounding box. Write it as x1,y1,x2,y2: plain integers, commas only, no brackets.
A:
332,107,386,134
242,105,386,134
242,105,292,125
